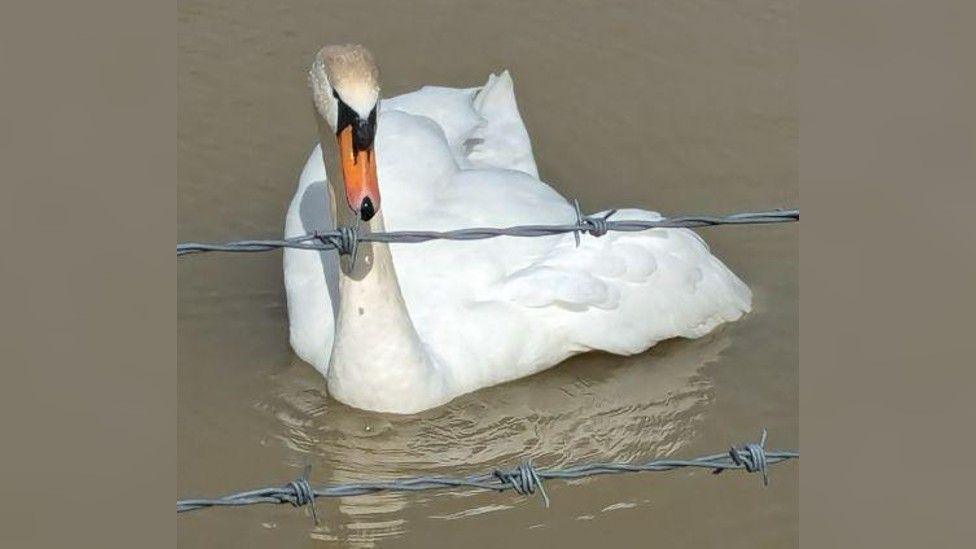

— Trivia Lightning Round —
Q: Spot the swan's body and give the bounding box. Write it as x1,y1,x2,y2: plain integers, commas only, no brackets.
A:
285,49,750,413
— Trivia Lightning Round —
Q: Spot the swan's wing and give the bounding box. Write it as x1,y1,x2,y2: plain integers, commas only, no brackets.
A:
466,71,539,178
379,71,538,177
283,145,339,372
484,209,752,354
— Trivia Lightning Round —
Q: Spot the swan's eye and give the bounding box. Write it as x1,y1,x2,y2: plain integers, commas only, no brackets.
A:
335,97,356,135
332,89,339,100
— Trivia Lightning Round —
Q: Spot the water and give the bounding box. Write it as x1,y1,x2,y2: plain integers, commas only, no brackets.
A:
178,0,797,546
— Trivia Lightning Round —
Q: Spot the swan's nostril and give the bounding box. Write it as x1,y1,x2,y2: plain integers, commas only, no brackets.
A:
360,197,375,221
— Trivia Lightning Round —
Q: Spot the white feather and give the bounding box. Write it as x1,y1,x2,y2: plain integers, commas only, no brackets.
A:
285,71,751,411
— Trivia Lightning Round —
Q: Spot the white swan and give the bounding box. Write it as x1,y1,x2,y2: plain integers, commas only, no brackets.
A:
284,45,751,414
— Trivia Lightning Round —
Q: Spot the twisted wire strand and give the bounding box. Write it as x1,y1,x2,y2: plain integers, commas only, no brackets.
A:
177,430,798,518
494,460,550,508
176,208,798,257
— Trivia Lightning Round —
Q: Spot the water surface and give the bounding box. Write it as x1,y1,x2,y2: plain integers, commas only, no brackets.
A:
178,1,797,546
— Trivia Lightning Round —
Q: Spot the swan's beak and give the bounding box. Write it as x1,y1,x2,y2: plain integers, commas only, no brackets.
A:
337,122,379,222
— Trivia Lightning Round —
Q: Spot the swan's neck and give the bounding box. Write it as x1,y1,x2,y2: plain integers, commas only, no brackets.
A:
323,147,446,413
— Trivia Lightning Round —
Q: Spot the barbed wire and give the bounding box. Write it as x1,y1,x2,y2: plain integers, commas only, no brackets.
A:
177,206,800,523
177,204,798,257
177,429,798,523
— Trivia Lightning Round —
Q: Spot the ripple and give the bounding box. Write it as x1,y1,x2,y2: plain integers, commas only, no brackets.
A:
601,502,638,513
254,331,732,545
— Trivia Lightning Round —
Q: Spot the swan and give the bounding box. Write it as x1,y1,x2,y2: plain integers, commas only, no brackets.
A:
284,44,751,414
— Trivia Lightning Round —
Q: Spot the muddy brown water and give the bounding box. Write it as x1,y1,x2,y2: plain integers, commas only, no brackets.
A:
178,1,797,546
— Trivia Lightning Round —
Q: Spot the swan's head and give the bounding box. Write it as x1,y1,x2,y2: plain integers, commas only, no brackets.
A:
310,44,381,221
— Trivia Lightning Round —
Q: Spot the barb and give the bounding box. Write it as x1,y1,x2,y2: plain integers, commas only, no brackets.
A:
495,460,550,508
177,430,798,519
288,464,319,525
727,428,770,486
177,208,798,257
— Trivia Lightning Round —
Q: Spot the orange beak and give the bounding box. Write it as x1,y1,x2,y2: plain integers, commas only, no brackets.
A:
337,125,379,221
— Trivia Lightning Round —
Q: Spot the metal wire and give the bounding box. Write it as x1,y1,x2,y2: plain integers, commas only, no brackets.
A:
176,206,798,257
176,205,800,522
177,429,797,519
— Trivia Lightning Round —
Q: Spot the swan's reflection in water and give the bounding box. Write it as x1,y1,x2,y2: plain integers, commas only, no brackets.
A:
258,331,732,546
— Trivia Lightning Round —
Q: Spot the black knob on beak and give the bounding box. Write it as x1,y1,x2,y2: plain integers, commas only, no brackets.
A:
353,117,375,153
360,196,375,221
